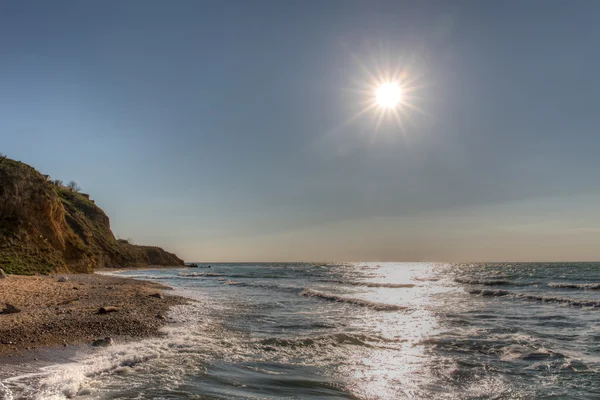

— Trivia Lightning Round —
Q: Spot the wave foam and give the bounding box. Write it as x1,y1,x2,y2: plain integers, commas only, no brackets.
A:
121,274,173,280
320,279,415,288
0,382,13,400
468,289,510,297
178,272,224,277
300,288,407,311
223,280,247,286
2,302,218,399
500,345,561,361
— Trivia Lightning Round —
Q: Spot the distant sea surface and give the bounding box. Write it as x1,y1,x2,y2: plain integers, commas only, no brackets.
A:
3,262,600,399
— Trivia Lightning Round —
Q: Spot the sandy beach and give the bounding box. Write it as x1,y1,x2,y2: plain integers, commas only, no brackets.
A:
0,272,186,358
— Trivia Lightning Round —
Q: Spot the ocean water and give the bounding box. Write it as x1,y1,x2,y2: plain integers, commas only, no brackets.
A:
2,262,600,399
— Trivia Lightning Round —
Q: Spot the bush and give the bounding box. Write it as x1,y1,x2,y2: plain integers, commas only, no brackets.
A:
67,180,81,192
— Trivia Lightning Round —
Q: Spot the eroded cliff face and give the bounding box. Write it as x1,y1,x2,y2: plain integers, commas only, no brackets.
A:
0,158,184,275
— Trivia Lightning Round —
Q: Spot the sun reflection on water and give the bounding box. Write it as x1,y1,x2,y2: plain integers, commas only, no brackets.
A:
333,262,450,399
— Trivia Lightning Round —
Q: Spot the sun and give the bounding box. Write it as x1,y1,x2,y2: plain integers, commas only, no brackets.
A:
375,82,403,109
323,51,427,143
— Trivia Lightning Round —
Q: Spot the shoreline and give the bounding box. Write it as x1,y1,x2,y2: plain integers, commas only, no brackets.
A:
94,264,191,272
0,270,187,364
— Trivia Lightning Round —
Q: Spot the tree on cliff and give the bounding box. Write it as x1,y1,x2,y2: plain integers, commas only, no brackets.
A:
67,180,81,192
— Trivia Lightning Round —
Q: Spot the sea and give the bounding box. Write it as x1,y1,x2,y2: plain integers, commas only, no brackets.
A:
1,262,599,399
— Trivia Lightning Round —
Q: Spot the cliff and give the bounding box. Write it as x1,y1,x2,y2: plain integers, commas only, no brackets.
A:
0,157,184,275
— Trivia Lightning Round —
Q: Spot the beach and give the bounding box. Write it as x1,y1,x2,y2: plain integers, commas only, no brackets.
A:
1,263,599,399
0,272,186,358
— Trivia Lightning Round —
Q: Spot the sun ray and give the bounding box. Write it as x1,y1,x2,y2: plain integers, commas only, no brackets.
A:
392,107,411,145
319,48,428,148
373,107,387,133
320,102,379,143
399,99,428,117
350,51,381,87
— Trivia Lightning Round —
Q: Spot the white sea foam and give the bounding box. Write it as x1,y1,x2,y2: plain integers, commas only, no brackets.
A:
0,382,13,400
178,272,224,277
500,345,556,361
2,300,216,399
224,280,246,286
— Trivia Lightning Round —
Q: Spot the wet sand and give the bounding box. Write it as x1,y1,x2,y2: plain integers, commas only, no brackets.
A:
0,272,186,359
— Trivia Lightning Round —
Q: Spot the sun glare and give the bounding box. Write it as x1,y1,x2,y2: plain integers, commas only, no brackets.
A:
375,82,403,109
324,51,427,142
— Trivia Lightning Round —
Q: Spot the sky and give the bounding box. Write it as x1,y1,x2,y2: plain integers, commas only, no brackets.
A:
2,0,600,262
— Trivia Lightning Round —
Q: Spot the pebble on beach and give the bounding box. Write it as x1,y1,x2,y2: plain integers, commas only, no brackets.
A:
91,337,114,347
0,304,20,314
97,306,119,314
0,274,186,356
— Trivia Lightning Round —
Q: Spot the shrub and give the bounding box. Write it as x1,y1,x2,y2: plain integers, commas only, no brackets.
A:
67,180,81,192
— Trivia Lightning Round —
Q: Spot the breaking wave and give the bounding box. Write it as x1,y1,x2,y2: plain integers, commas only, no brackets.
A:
548,282,600,290
1,302,221,399
414,277,440,282
468,289,511,297
119,274,174,280
468,289,600,307
417,337,566,362
456,278,539,286
223,280,246,286
299,288,407,311
227,274,287,279
499,345,564,361
517,294,600,308
319,279,415,288
456,278,513,286
220,281,303,293
259,332,406,350
359,282,415,288
178,272,224,277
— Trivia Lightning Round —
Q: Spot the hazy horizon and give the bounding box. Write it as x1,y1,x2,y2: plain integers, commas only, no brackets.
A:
3,1,600,262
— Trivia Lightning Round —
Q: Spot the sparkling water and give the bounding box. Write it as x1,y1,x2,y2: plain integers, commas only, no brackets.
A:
3,262,600,399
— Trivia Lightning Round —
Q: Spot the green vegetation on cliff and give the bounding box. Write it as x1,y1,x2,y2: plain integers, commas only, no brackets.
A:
0,157,184,275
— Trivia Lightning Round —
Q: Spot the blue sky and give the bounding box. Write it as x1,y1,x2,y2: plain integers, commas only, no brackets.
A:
2,1,600,261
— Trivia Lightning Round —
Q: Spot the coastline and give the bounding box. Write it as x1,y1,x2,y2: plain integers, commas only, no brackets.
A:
0,270,187,362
